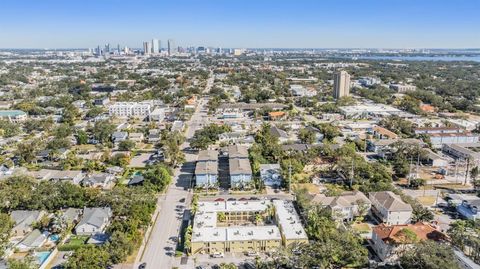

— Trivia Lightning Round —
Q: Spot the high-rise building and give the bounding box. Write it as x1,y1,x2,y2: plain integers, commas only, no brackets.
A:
143,41,151,55
104,43,110,54
152,39,159,54
333,71,351,99
167,39,175,55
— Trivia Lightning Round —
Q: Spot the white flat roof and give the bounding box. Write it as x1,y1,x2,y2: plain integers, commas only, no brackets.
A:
197,200,271,213
192,226,281,243
193,199,308,243
273,200,308,240
340,104,401,114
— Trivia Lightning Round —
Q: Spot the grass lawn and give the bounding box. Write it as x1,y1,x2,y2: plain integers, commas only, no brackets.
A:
291,183,321,194
416,196,437,206
352,222,371,234
73,144,97,152
60,235,89,249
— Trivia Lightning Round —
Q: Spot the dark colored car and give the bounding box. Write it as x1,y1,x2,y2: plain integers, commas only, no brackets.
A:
138,262,147,269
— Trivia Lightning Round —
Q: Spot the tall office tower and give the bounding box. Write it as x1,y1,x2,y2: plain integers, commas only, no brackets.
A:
333,70,351,99
143,42,151,55
117,44,121,54
96,45,101,56
105,43,110,54
167,39,175,55
152,39,159,54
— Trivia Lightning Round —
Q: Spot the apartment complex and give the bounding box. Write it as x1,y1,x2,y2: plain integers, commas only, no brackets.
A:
415,127,480,148
108,102,152,117
389,83,417,93
228,145,252,188
443,143,480,164
191,199,308,254
195,150,219,187
0,110,27,123
333,70,350,99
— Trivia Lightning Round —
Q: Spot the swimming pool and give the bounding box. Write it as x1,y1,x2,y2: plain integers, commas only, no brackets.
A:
49,234,60,242
35,251,51,265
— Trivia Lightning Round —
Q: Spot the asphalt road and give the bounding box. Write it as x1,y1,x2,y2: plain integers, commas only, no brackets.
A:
135,78,212,269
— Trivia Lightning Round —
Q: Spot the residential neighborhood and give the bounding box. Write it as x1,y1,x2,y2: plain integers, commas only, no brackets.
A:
1,4,480,268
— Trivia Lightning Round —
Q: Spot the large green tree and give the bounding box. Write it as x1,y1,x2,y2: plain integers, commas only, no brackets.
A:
0,213,14,257
399,241,460,269
64,245,111,269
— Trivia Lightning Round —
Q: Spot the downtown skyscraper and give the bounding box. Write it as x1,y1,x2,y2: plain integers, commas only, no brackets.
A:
333,70,351,99
152,39,159,54
167,39,175,55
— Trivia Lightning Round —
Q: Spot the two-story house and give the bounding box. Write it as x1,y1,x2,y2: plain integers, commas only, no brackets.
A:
312,191,371,221
369,191,413,225
75,207,112,236
195,150,219,187
371,222,447,262
228,145,252,188
10,210,47,238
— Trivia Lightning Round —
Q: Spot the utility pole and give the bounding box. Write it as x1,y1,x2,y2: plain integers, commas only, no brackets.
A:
350,158,355,188
454,160,459,184
407,156,413,186
465,158,471,186
288,158,292,194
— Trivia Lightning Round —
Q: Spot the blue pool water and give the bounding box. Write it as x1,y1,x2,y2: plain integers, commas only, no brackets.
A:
49,234,60,242
35,251,51,264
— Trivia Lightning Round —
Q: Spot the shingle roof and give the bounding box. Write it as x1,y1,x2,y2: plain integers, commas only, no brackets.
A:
197,150,218,162
312,191,370,208
229,158,252,175
369,191,412,212
77,207,112,229
269,126,289,139
195,161,218,175
228,145,249,158
19,229,46,247
11,210,44,227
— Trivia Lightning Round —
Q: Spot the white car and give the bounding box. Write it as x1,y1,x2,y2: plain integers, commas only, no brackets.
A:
245,250,258,257
211,252,224,258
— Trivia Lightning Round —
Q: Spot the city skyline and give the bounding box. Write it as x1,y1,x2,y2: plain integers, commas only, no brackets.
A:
1,0,480,49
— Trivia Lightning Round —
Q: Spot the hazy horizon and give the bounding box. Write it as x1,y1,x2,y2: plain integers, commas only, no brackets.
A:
1,0,479,49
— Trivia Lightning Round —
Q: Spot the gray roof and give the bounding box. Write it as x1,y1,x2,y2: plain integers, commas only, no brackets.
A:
229,158,252,175
270,126,289,139
371,138,424,147
195,161,218,175
19,229,46,248
282,144,309,152
63,208,82,223
83,173,112,185
197,150,218,162
77,207,112,229
228,145,249,158
218,102,287,111
369,191,412,212
128,174,145,185
112,131,128,138
11,210,44,227
312,191,371,208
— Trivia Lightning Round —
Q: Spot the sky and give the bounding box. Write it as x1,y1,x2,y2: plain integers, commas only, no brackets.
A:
0,0,479,49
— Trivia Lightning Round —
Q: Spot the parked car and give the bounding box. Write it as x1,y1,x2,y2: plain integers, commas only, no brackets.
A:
138,262,147,269
211,252,224,258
